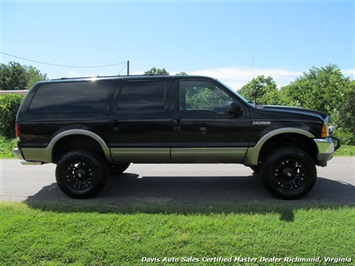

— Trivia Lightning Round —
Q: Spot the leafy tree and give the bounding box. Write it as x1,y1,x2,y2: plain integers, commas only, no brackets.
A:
0,61,46,90
334,80,355,145
175,72,188,76
26,65,47,89
0,62,27,90
280,64,350,114
239,75,280,105
280,64,354,145
144,67,169,75
338,81,355,131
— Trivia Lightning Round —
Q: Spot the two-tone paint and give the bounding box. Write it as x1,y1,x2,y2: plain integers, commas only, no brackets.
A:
14,75,337,167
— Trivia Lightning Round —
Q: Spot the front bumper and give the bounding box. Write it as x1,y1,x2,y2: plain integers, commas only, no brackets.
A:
314,136,341,167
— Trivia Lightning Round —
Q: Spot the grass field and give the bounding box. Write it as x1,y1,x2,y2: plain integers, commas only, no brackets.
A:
1,138,354,265
0,202,354,265
336,144,355,156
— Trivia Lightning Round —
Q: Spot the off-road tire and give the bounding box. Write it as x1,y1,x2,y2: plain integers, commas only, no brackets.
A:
56,149,108,199
260,147,317,200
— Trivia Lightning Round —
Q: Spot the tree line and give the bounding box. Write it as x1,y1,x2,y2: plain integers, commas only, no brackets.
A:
1,62,354,144
0,62,46,90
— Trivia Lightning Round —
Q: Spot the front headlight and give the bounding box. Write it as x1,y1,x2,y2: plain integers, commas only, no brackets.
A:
320,116,333,138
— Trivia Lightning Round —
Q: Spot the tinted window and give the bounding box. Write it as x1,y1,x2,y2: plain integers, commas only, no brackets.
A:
179,80,233,114
29,80,112,114
118,81,165,112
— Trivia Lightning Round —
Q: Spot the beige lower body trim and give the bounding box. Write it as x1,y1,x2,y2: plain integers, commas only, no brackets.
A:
111,148,170,163
171,147,247,163
111,147,247,163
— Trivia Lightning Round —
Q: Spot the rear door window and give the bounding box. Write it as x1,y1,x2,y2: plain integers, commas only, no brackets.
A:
117,80,167,115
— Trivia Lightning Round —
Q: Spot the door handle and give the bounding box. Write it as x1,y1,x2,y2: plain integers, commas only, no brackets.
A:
172,119,181,131
111,120,119,131
199,126,207,134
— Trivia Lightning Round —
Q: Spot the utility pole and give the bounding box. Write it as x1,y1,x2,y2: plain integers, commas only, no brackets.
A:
127,60,130,76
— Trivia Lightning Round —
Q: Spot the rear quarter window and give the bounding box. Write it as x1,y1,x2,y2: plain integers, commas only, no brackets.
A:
29,80,112,114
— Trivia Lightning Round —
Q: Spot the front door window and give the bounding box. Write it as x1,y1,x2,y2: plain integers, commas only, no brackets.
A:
179,81,233,115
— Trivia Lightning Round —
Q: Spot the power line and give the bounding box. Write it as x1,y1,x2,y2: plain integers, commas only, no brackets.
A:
0,51,126,68
118,63,127,75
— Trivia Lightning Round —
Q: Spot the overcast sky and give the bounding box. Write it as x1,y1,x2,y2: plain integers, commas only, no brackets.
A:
1,0,354,90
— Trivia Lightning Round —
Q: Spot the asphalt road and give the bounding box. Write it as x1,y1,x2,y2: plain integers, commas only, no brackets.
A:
0,157,354,207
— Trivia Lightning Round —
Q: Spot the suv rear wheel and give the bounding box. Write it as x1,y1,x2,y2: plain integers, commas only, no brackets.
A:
56,149,108,199
260,147,317,200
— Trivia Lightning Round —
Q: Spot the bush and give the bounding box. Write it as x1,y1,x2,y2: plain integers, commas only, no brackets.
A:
0,136,17,158
335,128,355,146
0,94,23,139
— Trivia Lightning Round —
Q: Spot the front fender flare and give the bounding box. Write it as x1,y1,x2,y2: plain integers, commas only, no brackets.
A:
243,128,315,166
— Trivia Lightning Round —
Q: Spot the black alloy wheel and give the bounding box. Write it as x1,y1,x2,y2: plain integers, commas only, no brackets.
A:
260,147,317,200
56,150,108,199
66,160,94,190
274,159,305,190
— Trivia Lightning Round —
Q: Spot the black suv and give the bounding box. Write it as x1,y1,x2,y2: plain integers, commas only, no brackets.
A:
14,75,340,199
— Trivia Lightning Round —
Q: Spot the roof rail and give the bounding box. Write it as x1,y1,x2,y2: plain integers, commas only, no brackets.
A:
51,74,173,80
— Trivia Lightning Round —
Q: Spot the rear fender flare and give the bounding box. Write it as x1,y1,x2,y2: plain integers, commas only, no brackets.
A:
48,129,112,163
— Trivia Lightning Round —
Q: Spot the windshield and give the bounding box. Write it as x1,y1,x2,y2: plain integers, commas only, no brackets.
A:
216,79,250,104
235,91,250,104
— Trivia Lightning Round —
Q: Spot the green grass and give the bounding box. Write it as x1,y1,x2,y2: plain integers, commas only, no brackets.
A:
335,144,355,156
0,202,354,265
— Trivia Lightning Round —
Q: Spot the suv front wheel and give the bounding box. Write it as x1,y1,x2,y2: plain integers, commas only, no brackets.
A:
260,147,317,200
56,149,108,199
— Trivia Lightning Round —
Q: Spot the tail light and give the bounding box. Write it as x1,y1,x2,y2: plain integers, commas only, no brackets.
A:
15,123,21,140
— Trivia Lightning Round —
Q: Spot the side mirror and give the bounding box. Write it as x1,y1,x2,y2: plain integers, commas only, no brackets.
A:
227,102,242,116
